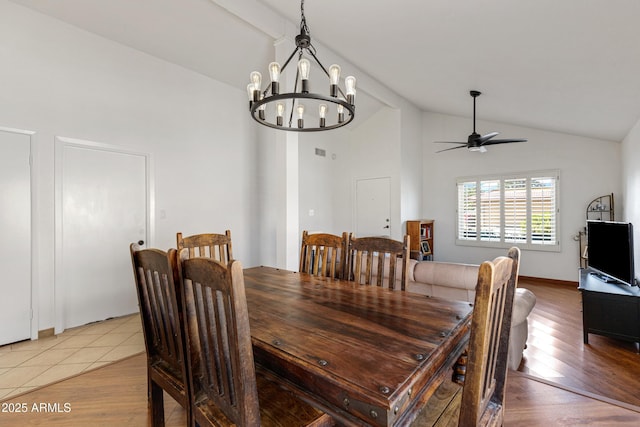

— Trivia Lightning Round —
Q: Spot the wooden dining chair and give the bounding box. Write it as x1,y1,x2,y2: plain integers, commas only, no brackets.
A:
299,231,349,279
176,230,233,264
412,247,520,427
346,235,410,290
129,244,191,427
178,255,334,427
457,246,520,426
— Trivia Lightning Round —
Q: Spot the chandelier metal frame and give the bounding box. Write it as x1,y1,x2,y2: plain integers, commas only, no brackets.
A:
248,0,356,132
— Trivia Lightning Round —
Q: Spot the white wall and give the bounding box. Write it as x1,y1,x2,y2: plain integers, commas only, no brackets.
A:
298,129,350,235
256,126,279,268
347,107,403,238
400,101,423,228
297,101,422,243
622,116,640,282
423,112,621,281
296,107,404,239
0,1,259,331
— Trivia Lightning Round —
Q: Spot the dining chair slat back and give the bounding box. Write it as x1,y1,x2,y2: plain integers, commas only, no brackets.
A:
176,230,233,264
458,246,520,426
178,255,334,427
129,244,191,427
299,231,349,279
347,235,410,290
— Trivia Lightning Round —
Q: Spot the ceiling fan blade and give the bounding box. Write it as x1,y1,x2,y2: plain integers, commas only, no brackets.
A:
436,145,467,153
477,132,499,143
481,138,528,146
433,141,467,144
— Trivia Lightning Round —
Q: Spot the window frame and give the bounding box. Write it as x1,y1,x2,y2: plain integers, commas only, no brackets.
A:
455,170,560,252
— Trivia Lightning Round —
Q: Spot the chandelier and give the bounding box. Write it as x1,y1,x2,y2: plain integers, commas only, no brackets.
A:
247,0,356,132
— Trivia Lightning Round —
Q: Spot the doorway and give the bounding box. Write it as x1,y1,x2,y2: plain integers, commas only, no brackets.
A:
355,177,391,237
55,137,151,332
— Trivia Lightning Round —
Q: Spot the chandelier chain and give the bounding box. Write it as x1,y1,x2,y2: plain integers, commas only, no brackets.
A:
300,0,310,36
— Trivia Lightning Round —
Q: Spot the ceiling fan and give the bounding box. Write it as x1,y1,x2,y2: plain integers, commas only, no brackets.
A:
435,90,527,153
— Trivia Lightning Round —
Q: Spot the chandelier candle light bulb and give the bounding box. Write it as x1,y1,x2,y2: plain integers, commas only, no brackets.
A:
249,71,262,102
319,103,327,128
276,102,285,127
297,104,305,128
269,62,280,95
337,104,344,123
345,76,357,105
298,58,311,93
247,83,256,104
329,64,341,97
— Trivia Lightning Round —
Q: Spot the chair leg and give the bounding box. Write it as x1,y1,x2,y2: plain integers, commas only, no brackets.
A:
149,380,165,427
185,401,193,427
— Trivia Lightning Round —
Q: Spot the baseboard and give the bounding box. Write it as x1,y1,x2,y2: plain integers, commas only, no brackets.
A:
519,275,578,288
38,328,55,339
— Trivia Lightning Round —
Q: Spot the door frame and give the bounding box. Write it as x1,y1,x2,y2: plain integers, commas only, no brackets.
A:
0,126,36,340
54,136,154,334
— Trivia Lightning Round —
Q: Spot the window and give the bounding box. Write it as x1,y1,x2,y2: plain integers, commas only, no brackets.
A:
456,170,559,251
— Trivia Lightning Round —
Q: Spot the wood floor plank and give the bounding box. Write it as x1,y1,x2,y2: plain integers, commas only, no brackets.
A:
504,372,640,426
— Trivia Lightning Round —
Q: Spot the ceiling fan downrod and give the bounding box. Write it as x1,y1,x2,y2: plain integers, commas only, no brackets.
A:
470,90,481,134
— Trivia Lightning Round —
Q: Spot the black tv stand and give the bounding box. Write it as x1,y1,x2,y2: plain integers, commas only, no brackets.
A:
579,268,640,352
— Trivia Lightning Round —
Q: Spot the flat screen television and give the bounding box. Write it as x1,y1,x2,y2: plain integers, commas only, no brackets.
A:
587,220,636,286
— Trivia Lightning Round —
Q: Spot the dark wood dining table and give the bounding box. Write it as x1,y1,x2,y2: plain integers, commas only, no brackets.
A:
243,266,473,427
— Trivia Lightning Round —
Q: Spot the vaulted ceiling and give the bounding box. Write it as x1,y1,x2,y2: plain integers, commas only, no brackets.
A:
10,0,640,141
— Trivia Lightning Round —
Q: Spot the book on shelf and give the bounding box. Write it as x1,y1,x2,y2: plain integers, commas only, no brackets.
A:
421,241,431,255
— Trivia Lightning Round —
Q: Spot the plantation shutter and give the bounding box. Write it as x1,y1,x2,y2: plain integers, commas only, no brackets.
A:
504,178,527,243
530,176,557,245
457,181,477,240
480,180,500,241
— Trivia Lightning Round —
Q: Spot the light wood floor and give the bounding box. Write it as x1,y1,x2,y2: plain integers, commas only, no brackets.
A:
1,279,639,426
505,371,640,426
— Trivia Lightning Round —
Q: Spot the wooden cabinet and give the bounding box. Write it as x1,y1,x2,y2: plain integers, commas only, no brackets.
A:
579,268,640,351
406,220,434,260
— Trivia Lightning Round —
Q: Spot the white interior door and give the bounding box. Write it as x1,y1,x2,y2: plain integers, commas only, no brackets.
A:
0,129,32,345
57,139,148,330
355,177,391,237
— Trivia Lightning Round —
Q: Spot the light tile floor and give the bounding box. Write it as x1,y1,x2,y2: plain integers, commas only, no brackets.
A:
0,313,144,400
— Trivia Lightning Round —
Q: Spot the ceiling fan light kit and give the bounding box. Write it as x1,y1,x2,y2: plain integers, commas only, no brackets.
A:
434,90,527,153
247,0,356,132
